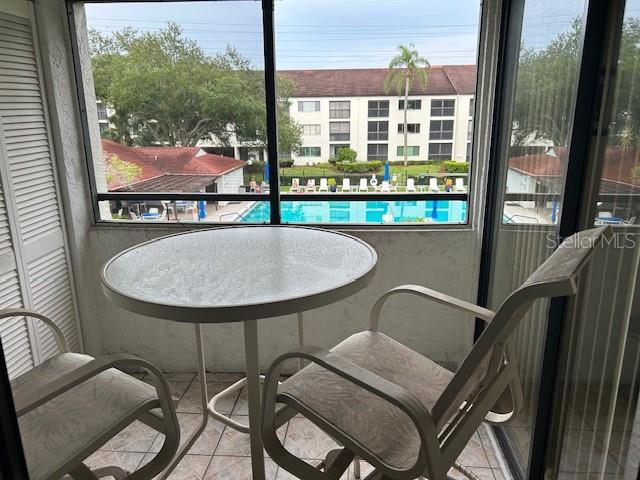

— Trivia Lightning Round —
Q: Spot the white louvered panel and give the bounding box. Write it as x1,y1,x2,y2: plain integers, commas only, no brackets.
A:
27,248,78,359
0,269,31,379
0,182,11,258
0,11,80,367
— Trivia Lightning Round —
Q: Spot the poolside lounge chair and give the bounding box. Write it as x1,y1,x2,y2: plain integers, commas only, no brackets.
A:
306,179,317,192
379,180,390,192
341,178,351,192
359,178,368,192
262,227,609,480
319,178,329,192
3,308,180,480
406,178,416,192
291,178,301,192
454,178,466,192
429,178,439,192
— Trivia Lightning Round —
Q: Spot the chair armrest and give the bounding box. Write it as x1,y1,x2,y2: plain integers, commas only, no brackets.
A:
0,308,69,353
369,284,495,330
263,345,437,478
13,353,173,417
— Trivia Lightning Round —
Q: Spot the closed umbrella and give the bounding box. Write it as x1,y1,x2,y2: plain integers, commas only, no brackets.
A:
383,162,390,182
198,200,206,220
263,162,270,183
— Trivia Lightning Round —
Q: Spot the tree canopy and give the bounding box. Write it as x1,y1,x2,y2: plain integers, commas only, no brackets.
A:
512,18,640,147
90,24,301,153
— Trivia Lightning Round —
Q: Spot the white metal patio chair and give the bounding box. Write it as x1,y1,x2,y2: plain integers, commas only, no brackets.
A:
379,181,390,192
454,178,466,192
291,178,301,192
359,178,369,192
429,178,439,192
2,309,180,480
341,178,351,192
262,227,608,480
307,179,317,192
319,178,329,192
406,178,416,192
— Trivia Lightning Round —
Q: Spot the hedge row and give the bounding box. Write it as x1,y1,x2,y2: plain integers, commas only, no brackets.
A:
335,161,383,173
443,161,469,173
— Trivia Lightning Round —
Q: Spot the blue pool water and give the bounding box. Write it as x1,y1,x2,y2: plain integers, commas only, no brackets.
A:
240,200,467,224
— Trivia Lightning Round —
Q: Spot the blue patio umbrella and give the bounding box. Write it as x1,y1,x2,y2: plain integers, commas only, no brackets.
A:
431,199,438,219
383,161,390,182
198,200,206,220
263,162,270,183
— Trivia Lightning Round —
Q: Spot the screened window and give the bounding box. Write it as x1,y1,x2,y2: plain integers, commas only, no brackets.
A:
428,143,453,160
329,101,350,119
302,124,321,135
97,102,108,120
398,99,422,110
300,147,321,157
368,121,389,141
398,123,421,134
430,120,454,140
330,144,351,158
431,99,455,116
299,101,321,112
368,100,389,117
367,144,388,161
397,146,420,156
329,122,350,141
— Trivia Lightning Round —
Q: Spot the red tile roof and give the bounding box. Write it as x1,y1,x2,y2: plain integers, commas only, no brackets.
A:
279,65,476,98
101,139,246,190
508,151,566,178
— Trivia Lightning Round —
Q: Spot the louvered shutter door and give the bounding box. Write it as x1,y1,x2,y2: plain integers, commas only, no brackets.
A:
0,11,80,368
0,176,32,379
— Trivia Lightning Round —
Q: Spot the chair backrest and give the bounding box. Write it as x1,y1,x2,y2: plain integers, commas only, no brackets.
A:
381,181,390,192
343,178,350,188
149,207,159,214
429,178,438,188
407,178,415,188
432,227,609,430
360,178,368,188
130,212,139,221
292,178,299,187
320,178,328,187
455,178,464,188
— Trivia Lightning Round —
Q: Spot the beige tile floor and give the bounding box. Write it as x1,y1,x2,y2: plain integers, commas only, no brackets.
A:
83,371,509,480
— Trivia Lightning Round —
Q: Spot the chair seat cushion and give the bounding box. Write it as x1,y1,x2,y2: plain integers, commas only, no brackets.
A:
12,353,159,480
279,331,453,471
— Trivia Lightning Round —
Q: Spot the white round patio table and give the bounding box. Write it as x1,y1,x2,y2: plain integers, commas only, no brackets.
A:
101,225,377,480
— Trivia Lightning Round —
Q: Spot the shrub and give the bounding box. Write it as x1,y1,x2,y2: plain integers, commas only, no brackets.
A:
334,147,357,164
279,159,294,168
328,178,337,187
443,161,469,173
336,161,382,173
316,162,334,169
245,161,266,173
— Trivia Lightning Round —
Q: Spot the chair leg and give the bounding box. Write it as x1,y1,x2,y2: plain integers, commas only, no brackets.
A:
451,461,483,480
92,466,130,479
353,456,361,479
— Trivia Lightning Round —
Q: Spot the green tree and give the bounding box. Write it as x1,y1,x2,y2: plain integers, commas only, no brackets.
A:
105,154,142,187
89,24,301,155
384,44,430,166
512,18,640,147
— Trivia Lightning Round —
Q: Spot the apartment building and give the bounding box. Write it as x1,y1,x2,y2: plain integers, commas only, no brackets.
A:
281,65,476,165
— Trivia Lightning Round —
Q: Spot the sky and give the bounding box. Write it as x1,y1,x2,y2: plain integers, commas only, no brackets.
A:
85,0,585,71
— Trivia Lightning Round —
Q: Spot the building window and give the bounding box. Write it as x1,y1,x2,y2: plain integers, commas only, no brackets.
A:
97,102,108,121
467,119,473,141
398,99,422,110
431,99,455,116
302,124,321,135
368,100,389,117
428,143,453,160
329,101,350,119
398,123,421,134
368,121,389,141
99,123,109,134
469,97,474,117
397,146,420,156
330,144,351,158
329,122,350,141
300,147,321,157
367,144,388,161
429,120,454,140
298,101,321,112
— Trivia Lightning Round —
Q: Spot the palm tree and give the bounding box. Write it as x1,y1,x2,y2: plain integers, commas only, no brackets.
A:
384,44,430,166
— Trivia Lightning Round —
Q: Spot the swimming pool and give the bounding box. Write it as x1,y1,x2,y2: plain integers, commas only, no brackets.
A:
240,200,467,224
